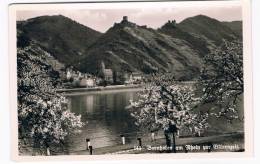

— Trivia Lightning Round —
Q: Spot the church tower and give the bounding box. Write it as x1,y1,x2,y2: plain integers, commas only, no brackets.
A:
101,61,105,71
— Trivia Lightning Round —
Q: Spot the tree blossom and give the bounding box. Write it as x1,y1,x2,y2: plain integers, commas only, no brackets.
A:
17,41,84,155
130,74,209,137
200,40,243,122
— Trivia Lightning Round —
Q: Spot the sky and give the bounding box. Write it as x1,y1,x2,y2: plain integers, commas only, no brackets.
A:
16,1,242,33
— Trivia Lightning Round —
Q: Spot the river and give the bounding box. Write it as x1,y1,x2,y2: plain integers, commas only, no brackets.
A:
65,88,143,152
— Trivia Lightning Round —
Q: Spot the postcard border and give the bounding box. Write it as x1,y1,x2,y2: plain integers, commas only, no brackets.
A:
8,0,253,161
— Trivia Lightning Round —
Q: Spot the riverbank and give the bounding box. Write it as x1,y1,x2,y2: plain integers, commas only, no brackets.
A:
68,132,244,155
56,81,199,95
57,84,144,95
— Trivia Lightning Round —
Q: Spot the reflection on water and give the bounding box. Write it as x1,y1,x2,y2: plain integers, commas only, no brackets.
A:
66,89,140,151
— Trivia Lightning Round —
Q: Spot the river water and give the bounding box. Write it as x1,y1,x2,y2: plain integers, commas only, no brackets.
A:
65,88,143,152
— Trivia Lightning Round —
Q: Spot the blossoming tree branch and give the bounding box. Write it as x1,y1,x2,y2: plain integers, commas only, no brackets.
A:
17,32,84,155
130,40,243,151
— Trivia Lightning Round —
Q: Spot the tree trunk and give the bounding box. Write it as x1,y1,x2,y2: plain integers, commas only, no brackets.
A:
172,132,176,153
164,130,171,148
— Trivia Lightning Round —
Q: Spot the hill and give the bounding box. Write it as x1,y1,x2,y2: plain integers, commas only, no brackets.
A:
158,20,215,56
178,15,238,45
222,21,242,38
17,15,242,80
76,17,203,80
17,15,102,66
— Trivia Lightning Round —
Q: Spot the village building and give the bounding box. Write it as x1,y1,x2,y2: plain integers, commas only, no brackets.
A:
79,77,96,87
86,78,95,87
124,72,143,84
78,71,83,78
131,72,143,81
66,67,74,80
66,70,72,80
101,61,113,83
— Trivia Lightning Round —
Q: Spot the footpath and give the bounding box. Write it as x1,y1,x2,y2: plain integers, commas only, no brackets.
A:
68,132,244,155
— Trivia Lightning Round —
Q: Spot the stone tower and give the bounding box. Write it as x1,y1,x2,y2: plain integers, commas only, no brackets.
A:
123,16,128,22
